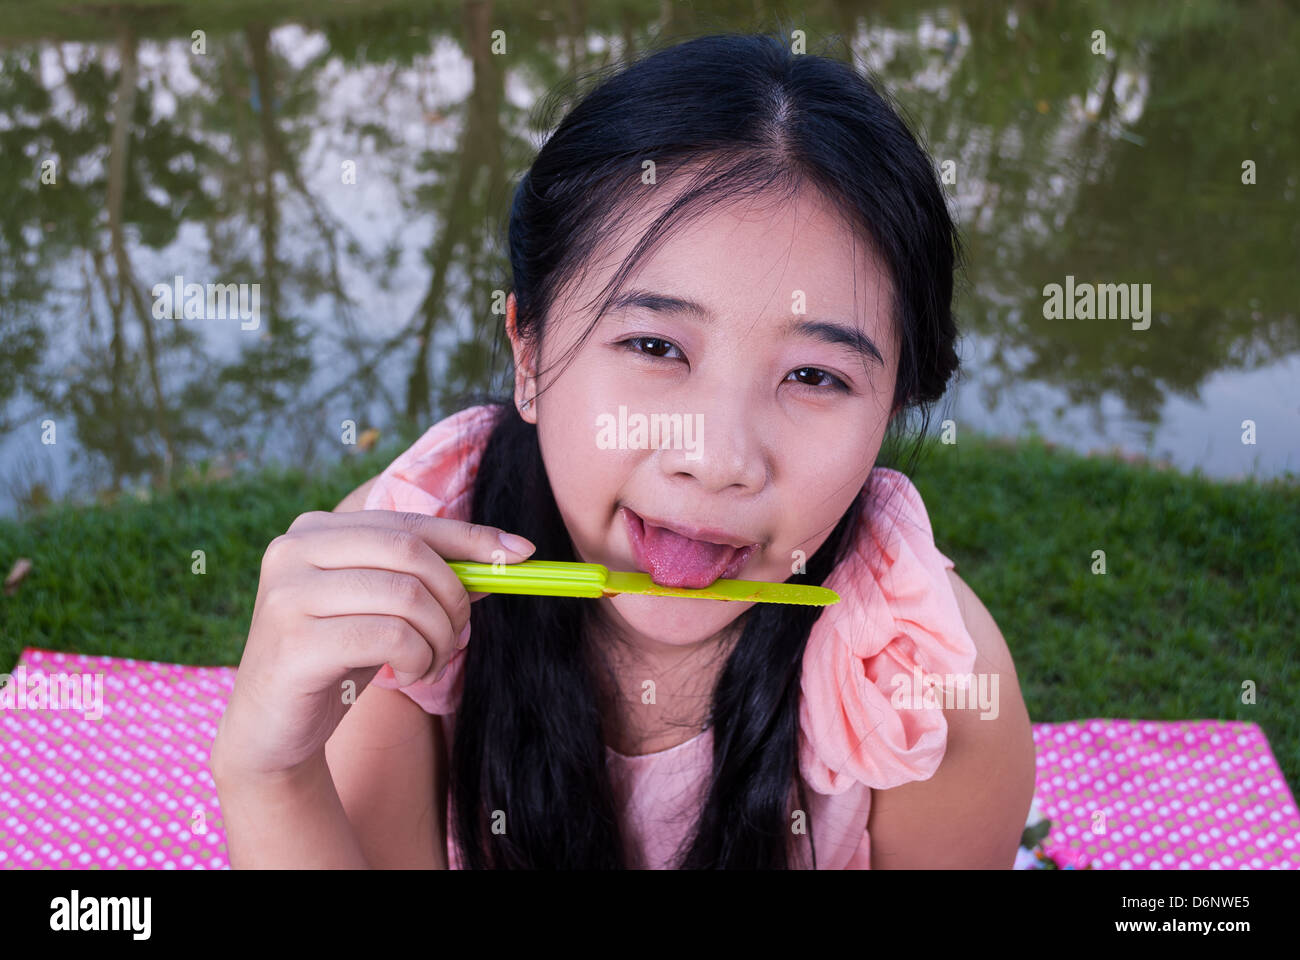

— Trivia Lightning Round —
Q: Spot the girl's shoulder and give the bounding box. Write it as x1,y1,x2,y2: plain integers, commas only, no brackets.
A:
861,466,955,568
797,466,979,796
361,403,504,516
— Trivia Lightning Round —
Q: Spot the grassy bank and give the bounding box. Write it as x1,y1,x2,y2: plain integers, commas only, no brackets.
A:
1,427,1297,790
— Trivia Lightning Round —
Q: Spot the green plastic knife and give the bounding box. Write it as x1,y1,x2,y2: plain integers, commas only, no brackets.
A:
446,560,839,606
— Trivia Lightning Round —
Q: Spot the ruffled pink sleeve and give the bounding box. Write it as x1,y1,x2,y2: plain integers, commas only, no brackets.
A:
798,467,978,795
363,404,504,715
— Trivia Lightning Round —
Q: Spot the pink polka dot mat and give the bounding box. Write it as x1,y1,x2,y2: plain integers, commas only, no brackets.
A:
1,648,232,869
2,647,1297,869
1029,719,1299,869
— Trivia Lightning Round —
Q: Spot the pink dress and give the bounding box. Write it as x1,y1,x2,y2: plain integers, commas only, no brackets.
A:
364,405,978,868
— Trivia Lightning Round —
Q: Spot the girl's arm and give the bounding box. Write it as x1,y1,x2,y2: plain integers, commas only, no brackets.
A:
867,569,1037,868
211,677,448,869
212,475,383,868
321,475,448,869
212,752,372,869
213,474,448,869
323,680,448,869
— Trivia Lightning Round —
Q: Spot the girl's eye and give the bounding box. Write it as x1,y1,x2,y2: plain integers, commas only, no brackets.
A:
619,339,849,393
621,336,684,360
786,367,850,392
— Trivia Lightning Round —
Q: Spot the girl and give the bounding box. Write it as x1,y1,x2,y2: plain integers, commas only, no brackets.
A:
212,31,1036,869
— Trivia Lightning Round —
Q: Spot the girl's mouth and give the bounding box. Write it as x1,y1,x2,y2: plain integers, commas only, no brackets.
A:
621,507,759,589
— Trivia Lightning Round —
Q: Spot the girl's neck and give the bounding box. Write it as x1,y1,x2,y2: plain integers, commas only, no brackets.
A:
584,605,743,757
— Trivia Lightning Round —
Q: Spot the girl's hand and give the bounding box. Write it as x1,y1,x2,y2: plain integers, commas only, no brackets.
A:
211,510,535,779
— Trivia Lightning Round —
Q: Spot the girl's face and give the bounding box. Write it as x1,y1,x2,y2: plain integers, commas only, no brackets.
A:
507,184,899,652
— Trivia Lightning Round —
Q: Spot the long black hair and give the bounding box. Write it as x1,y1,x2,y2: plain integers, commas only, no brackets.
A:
448,28,962,868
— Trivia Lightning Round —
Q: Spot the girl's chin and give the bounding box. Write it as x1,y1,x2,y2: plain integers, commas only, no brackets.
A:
603,593,753,646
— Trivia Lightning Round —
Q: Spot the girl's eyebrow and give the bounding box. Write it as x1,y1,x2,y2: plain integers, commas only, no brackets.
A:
781,317,885,369
608,288,885,368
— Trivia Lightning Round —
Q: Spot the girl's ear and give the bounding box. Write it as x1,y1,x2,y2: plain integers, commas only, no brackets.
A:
506,292,539,424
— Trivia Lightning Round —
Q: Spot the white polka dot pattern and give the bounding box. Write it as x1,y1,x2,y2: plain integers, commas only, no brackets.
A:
2,651,1297,869
1,648,231,869
1029,719,1299,869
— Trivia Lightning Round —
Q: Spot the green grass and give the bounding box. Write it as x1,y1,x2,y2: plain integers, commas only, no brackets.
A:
1,428,1297,793
0,428,420,672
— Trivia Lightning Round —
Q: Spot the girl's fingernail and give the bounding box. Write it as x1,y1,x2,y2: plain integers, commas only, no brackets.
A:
456,622,471,648
498,531,535,555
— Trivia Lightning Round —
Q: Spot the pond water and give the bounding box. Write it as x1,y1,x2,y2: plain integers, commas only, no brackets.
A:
2,0,1296,519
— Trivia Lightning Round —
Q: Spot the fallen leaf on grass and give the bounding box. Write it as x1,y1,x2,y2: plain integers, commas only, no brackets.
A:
4,557,33,596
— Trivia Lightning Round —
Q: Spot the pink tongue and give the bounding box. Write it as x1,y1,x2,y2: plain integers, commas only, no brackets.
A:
640,522,737,589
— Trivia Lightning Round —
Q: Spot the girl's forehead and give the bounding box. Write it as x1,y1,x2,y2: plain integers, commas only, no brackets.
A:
558,186,891,337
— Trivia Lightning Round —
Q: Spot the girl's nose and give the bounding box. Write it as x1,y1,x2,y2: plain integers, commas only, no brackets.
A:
654,397,767,495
